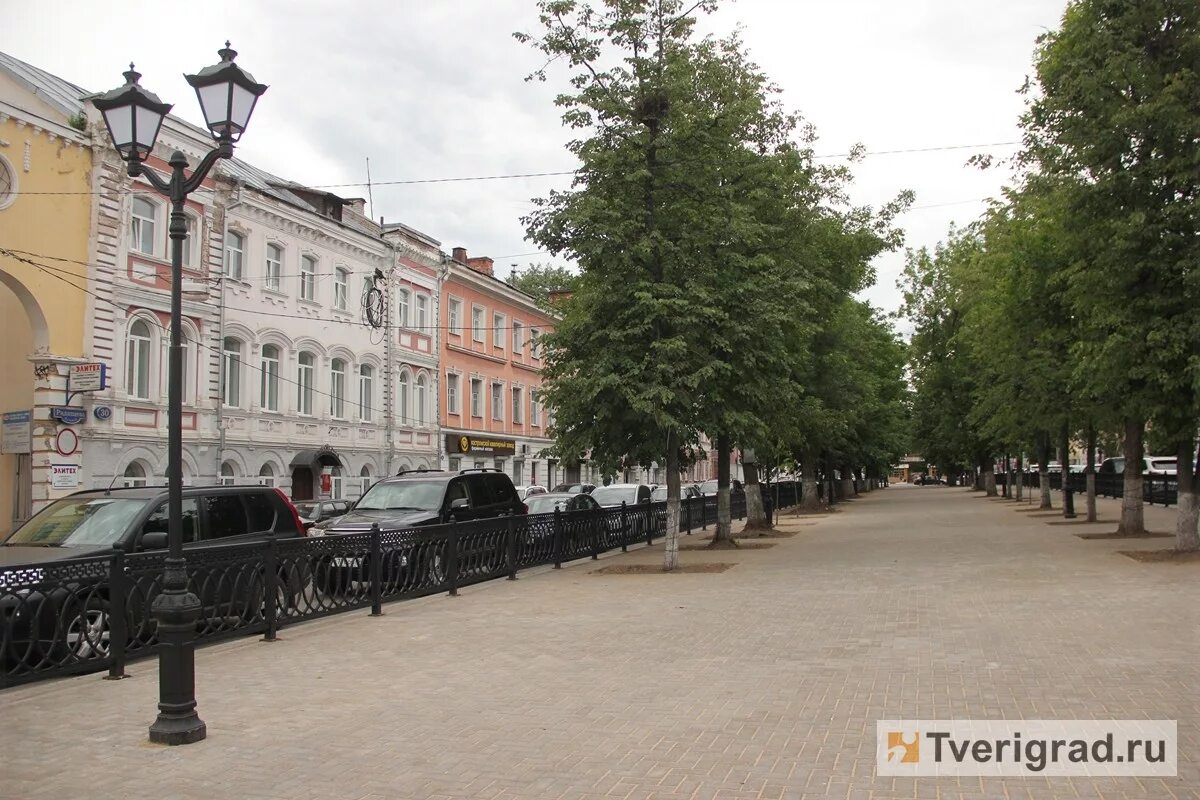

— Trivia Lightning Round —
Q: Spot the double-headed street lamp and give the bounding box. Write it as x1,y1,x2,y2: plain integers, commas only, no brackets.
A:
92,43,267,746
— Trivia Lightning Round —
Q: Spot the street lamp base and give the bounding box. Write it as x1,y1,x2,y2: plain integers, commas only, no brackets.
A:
149,712,207,745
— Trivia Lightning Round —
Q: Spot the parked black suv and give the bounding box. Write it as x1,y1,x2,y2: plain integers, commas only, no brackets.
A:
0,485,307,666
315,469,524,593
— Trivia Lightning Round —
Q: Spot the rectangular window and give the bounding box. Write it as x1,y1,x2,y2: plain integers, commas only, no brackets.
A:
448,298,462,336
221,339,242,407
530,328,541,359
449,457,461,472
530,390,541,426
493,313,506,349
334,268,349,311
512,321,524,353
182,215,198,269
260,347,280,412
513,461,523,486
131,197,156,256
300,255,316,301
415,294,429,331
512,386,523,424
359,367,374,422
297,354,314,415
491,382,503,421
224,231,244,280
470,379,483,417
447,373,460,414
265,243,282,291
472,306,485,342
330,360,346,419
397,289,410,328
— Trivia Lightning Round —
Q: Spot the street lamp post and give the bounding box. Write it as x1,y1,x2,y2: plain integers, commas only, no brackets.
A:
92,43,267,746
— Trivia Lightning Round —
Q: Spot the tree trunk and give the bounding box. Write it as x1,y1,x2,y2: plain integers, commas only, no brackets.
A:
984,464,996,496
662,430,682,570
800,457,820,512
1014,454,1024,502
1002,454,1010,498
839,463,855,499
1038,433,1052,509
1175,439,1198,551
1058,422,1072,518
1117,417,1145,535
710,434,736,546
1085,426,1097,522
742,450,769,530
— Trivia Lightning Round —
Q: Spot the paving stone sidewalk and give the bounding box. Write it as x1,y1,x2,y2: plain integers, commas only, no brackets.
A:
1,486,1196,800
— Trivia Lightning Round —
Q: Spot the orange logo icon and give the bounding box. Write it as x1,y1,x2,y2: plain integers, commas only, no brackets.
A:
887,731,919,763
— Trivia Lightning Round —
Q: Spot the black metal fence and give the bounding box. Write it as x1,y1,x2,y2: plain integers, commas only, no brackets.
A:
994,472,1178,507
1,483,802,688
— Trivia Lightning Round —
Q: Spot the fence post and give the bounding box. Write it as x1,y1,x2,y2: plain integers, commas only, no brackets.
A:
447,528,460,597
553,508,563,569
591,512,601,560
685,496,692,536
104,544,128,680
646,503,654,546
506,515,519,580
262,534,280,640
701,494,707,530
619,502,628,550
369,524,383,615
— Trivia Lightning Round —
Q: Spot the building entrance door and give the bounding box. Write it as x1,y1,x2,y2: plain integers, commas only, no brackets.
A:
291,467,313,500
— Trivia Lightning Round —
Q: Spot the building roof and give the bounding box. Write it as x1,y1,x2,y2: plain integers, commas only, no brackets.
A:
0,50,88,119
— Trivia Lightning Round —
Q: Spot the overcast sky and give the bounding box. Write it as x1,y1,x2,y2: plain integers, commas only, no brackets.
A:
4,0,1066,324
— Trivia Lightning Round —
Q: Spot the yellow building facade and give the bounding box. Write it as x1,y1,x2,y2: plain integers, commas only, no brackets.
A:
0,56,92,534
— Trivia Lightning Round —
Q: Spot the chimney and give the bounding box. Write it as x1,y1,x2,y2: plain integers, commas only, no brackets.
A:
548,288,574,305
344,198,366,215
467,256,494,277
452,246,468,264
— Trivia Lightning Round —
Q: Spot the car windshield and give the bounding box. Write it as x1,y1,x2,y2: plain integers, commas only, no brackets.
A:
355,480,445,511
293,502,320,519
699,480,718,494
591,486,636,506
3,497,149,547
1148,459,1176,472
526,495,572,514
651,487,668,501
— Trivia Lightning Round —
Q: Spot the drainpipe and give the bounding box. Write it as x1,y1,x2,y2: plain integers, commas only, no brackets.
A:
214,180,243,481
383,242,395,476
436,253,450,470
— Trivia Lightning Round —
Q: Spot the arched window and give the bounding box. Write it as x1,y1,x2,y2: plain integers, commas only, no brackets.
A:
334,268,349,311
224,230,244,279
358,464,373,497
397,370,410,425
297,351,314,415
415,374,428,425
123,461,148,488
258,462,276,488
265,243,282,291
182,328,196,405
300,255,316,301
222,337,243,407
130,197,156,255
330,358,346,418
126,319,152,399
330,466,344,499
219,461,238,486
358,364,374,422
260,344,280,412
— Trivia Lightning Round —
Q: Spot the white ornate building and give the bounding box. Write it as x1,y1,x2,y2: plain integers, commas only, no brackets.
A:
80,108,441,500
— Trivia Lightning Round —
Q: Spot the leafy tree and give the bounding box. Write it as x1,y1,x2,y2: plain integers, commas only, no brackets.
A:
510,263,582,307
1020,0,1199,545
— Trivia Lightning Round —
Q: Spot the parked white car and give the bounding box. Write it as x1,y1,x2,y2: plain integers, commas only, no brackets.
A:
514,485,548,501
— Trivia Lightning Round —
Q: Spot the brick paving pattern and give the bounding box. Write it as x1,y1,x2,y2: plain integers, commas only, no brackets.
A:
2,486,1196,799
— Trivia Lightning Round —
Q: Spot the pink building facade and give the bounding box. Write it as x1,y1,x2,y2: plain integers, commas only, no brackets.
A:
438,249,565,488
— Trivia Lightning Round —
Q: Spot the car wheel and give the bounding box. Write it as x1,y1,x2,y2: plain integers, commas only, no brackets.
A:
66,601,111,660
